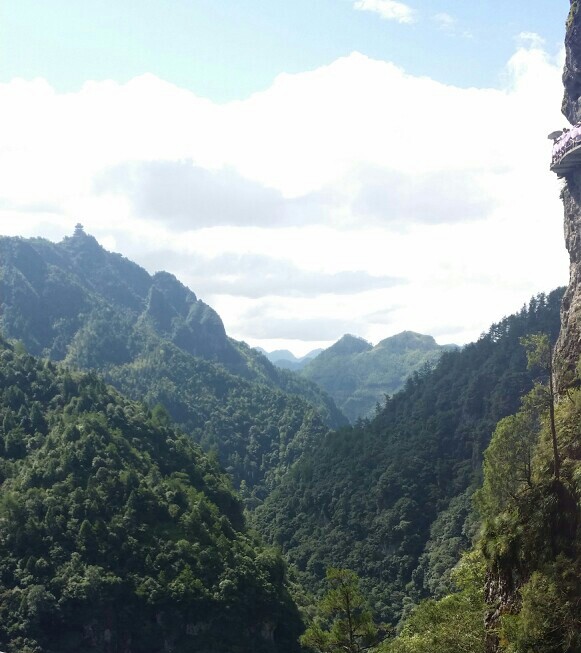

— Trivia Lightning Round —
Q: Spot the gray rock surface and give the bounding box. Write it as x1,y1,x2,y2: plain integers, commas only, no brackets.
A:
555,1,581,390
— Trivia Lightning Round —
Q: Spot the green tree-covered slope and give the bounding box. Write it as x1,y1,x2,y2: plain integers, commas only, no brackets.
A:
104,341,331,505
300,332,456,423
254,290,563,625
385,335,581,653
0,336,302,653
0,230,346,502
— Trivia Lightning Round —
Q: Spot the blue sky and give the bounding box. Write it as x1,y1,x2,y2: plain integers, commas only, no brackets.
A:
0,0,573,353
1,0,568,101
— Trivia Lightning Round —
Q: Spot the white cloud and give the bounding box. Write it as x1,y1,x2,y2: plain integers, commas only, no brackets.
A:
0,40,568,353
353,0,416,24
433,12,456,30
135,250,404,298
517,32,546,48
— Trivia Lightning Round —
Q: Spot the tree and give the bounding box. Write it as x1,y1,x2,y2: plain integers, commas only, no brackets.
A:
520,334,560,480
385,552,486,653
301,568,387,653
476,409,537,518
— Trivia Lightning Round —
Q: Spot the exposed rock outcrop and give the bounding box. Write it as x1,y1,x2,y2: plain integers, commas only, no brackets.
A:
554,1,581,390
483,569,523,653
484,3,581,649
562,1,581,125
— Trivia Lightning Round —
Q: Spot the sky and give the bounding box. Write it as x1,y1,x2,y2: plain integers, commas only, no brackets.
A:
0,0,573,355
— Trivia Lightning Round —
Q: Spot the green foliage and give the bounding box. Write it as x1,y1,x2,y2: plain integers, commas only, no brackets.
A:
0,338,302,652
105,341,334,503
301,569,386,653
520,333,552,372
0,233,346,507
520,333,560,479
476,409,537,519
254,291,563,623
384,552,485,653
301,332,453,422
500,559,581,653
567,0,578,29
477,362,581,652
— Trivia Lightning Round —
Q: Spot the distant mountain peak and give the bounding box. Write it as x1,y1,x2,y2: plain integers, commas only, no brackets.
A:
268,349,300,363
258,346,324,371
375,331,438,352
330,334,373,355
301,330,449,421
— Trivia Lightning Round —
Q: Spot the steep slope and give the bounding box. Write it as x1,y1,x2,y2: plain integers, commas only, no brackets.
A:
254,291,563,625
0,230,235,366
0,336,302,653
0,230,346,502
463,5,581,652
300,331,455,422
104,342,331,504
554,1,581,390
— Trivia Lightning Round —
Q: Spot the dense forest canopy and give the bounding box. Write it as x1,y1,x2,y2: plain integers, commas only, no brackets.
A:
300,332,456,422
254,290,564,624
0,229,577,652
0,232,346,505
0,336,302,653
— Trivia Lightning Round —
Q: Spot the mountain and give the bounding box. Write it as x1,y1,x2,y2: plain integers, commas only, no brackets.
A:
258,348,323,371
300,331,456,422
0,230,346,504
0,335,302,652
253,290,563,625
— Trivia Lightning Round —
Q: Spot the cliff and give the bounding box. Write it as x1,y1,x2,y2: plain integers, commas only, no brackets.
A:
482,5,581,649
554,1,581,390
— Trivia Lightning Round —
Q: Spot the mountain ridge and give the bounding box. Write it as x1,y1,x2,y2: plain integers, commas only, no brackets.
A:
254,289,564,624
0,230,347,505
0,334,303,652
299,329,457,422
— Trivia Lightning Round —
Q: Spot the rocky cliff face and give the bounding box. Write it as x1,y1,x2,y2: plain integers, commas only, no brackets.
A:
483,5,581,649
562,2,581,125
554,1,581,391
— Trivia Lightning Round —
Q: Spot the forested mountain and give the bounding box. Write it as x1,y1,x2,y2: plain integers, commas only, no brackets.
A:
254,290,563,625
2,228,574,651
387,335,581,653
0,229,346,502
300,332,456,422
0,336,302,653
385,5,581,650
257,348,323,372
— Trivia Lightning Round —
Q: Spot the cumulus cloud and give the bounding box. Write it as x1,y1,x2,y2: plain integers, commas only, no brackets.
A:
96,161,289,228
0,39,568,351
0,46,563,228
353,0,416,24
237,310,362,341
365,306,400,324
517,32,546,48
189,254,403,297
350,166,495,226
96,160,493,230
135,250,403,298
